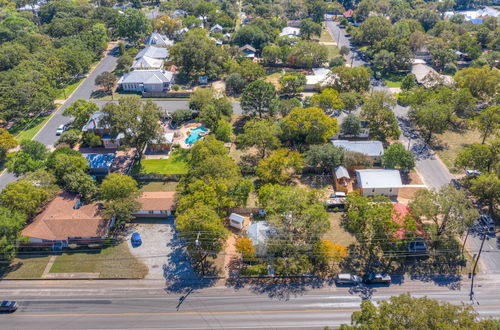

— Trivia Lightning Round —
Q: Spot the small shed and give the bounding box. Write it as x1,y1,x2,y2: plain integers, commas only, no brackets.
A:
240,44,256,58
334,165,350,193
84,153,116,177
229,213,245,230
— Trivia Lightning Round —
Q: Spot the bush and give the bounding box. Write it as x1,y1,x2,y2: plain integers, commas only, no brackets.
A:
170,109,193,125
241,263,268,276
58,129,80,148
329,56,346,68
215,120,232,142
225,72,246,94
172,84,180,91
444,63,458,75
82,132,102,148
68,243,78,249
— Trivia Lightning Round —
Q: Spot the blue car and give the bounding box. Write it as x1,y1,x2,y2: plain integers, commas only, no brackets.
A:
131,232,142,246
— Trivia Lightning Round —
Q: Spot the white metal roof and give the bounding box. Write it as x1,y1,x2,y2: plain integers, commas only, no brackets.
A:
247,221,270,245
118,70,173,85
229,213,245,224
331,140,384,157
355,169,403,189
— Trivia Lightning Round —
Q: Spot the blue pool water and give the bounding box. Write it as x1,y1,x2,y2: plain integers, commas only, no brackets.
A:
185,126,209,145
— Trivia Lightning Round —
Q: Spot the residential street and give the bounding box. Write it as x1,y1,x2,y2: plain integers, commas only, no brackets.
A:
325,19,499,274
0,276,499,329
0,48,119,190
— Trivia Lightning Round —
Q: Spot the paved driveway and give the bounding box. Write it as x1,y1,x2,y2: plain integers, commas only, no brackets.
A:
126,219,197,283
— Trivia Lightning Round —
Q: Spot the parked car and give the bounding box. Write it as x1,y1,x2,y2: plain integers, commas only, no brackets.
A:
466,169,482,177
335,273,360,285
479,215,495,233
330,192,347,198
408,238,428,254
131,232,142,246
363,273,391,284
56,124,65,136
451,179,462,190
0,301,18,312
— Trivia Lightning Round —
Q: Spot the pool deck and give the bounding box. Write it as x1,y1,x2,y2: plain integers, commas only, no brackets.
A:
163,122,209,149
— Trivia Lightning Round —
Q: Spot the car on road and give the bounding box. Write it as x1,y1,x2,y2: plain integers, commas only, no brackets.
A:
408,238,428,254
56,123,70,136
363,273,391,285
0,301,18,312
131,232,142,246
335,273,360,285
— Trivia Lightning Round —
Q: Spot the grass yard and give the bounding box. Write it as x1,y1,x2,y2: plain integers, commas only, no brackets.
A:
319,26,336,43
133,149,189,175
0,254,51,279
9,115,51,142
49,242,148,278
382,73,406,88
434,128,483,173
264,72,282,89
139,181,179,192
324,212,356,247
55,78,83,100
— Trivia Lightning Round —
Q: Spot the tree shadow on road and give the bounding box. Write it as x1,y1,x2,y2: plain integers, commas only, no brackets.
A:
162,231,217,294
225,277,335,301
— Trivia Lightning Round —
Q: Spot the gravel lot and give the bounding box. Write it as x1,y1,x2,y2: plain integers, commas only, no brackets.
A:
126,218,196,281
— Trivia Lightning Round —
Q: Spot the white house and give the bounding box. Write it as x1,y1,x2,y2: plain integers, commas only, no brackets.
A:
132,56,165,70
246,222,271,256
135,46,169,61
331,140,384,163
229,213,245,230
355,169,403,197
118,70,174,92
133,192,175,218
305,68,330,91
280,26,300,37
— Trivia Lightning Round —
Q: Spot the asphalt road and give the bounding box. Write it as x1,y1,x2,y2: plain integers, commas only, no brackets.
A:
91,100,243,115
325,19,454,190
325,19,500,274
1,276,499,329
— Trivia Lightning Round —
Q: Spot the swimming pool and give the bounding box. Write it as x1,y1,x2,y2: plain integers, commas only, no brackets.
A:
185,126,209,145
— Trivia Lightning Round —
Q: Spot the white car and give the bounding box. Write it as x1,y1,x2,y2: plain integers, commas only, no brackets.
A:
56,124,66,136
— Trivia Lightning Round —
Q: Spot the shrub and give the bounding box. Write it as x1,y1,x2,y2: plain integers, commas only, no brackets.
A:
58,129,80,148
82,132,102,148
170,109,193,125
329,56,346,68
172,84,180,91
241,263,268,276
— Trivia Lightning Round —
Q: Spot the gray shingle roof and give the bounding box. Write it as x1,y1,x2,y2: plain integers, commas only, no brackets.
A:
355,169,403,189
331,140,384,157
135,46,169,60
118,70,173,84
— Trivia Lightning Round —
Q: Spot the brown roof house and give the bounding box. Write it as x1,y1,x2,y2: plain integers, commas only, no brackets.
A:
133,192,176,218
21,192,111,250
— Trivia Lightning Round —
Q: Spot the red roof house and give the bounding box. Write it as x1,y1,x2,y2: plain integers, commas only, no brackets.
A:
343,9,354,18
392,203,426,239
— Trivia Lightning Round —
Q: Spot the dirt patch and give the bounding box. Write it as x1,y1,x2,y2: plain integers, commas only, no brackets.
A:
398,187,426,203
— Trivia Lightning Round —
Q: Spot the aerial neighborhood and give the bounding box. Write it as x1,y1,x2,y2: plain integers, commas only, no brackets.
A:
0,0,498,327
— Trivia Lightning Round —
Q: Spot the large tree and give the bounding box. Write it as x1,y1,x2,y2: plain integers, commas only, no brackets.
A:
63,99,98,130
474,105,499,144
281,107,338,150
0,207,27,260
95,71,115,94
257,148,303,184
409,184,478,238
101,96,163,161
100,173,138,201
341,293,498,329
116,8,152,43
240,80,277,118
469,173,500,215
311,88,344,114
236,119,281,159
455,142,498,173
382,143,416,171
175,205,228,262
0,180,53,217
299,18,321,40
171,29,229,80
279,72,306,97
304,144,344,173
328,66,371,93
361,91,400,142
0,128,17,161
455,66,500,101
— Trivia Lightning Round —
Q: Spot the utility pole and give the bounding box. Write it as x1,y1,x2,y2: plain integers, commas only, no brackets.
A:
195,232,205,276
470,233,486,301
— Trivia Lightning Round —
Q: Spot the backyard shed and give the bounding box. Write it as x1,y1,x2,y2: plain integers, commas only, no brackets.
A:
229,213,245,230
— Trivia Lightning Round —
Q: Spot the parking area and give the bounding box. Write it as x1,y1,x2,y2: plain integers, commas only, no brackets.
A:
126,218,197,281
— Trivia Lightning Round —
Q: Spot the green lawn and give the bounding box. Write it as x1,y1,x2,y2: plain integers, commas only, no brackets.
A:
139,181,179,192
434,128,484,173
49,242,148,278
56,78,83,99
133,149,189,175
0,254,51,279
383,73,406,88
9,115,51,142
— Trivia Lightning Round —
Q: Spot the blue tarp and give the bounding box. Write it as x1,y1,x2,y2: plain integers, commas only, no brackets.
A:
84,153,115,169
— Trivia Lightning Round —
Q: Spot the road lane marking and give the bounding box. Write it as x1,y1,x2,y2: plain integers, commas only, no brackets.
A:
1,308,360,318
